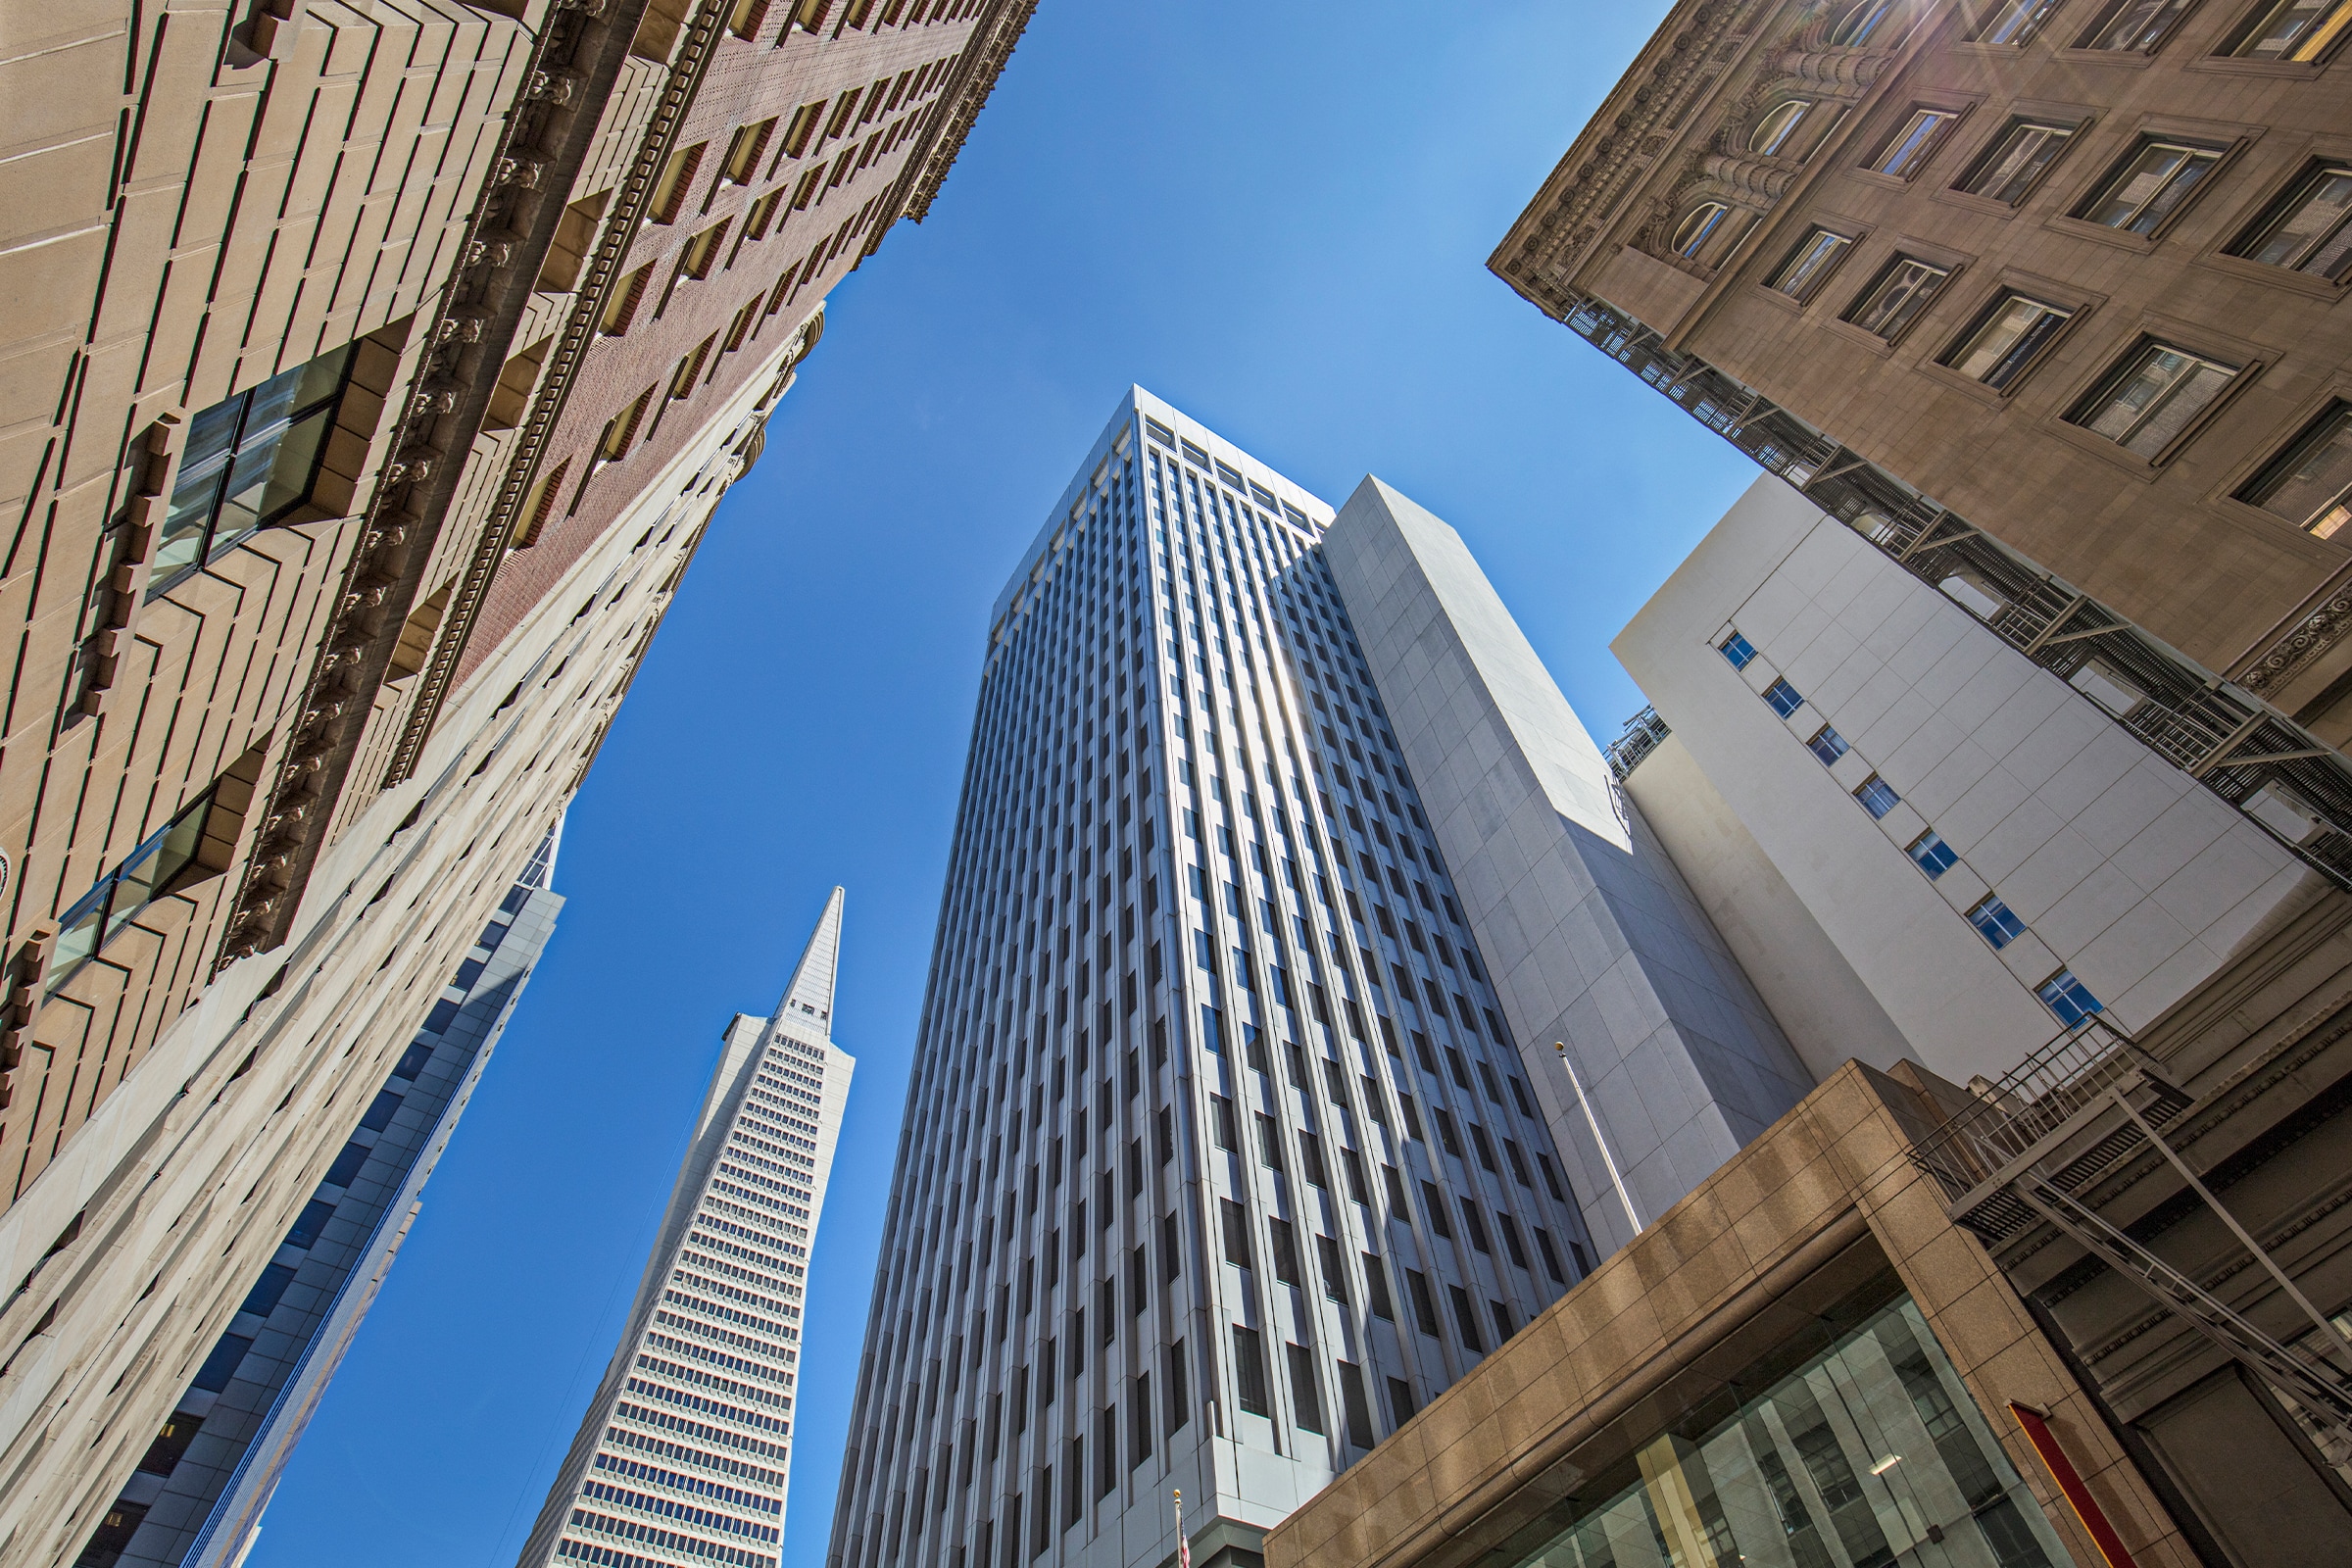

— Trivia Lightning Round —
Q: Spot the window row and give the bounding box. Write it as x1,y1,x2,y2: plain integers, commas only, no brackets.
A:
1727,631,2111,1032
1964,0,2351,60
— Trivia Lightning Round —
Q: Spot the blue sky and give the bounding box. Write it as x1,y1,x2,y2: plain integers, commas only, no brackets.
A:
246,4,1757,1564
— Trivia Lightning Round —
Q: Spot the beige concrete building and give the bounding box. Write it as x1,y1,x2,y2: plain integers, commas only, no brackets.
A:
1266,1058,2205,1568
0,0,1031,1561
1493,0,2352,883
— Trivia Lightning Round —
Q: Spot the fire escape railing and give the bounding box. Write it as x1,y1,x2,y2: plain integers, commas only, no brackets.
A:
1908,1018,2352,1443
1558,293,2352,895
1604,705,1671,781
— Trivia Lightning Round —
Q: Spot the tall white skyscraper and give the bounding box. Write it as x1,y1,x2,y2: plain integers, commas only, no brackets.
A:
826,393,1597,1568
517,890,856,1568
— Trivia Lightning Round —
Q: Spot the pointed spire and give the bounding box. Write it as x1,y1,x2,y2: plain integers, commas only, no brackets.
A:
774,886,844,1036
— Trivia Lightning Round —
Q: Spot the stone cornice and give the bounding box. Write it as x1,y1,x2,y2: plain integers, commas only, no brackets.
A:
1489,0,1793,312
880,0,1038,237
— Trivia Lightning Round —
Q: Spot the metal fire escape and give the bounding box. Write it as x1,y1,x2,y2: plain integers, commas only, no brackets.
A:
1909,1019,2352,1442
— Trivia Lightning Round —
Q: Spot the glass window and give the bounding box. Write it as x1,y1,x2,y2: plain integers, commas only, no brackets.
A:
2068,340,2242,459
284,1198,337,1250
1768,227,1854,299
1231,1325,1270,1415
1855,775,1902,817
2230,162,2352,278
2237,402,2352,538
1719,631,1758,668
1763,678,1805,717
46,790,217,992
1908,830,1959,878
2078,0,2197,48
1959,120,2076,204
2077,138,2224,233
1807,724,1850,765
151,345,354,597
1942,293,2075,388
1871,109,1958,177
1831,0,1901,44
1844,255,1951,339
1672,202,1731,258
2038,967,2105,1026
1494,1291,2074,1568
1750,100,1814,156
2224,0,2352,59
1968,894,2029,948
1974,0,2061,40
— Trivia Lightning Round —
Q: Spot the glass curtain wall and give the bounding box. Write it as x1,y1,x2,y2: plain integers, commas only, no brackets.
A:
1506,1293,2074,1568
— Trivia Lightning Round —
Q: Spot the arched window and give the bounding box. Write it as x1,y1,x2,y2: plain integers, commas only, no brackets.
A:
1749,99,1814,156
1830,0,1898,45
1672,203,1730,258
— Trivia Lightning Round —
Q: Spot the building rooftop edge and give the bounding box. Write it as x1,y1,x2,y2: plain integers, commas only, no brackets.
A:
984,386,1339,641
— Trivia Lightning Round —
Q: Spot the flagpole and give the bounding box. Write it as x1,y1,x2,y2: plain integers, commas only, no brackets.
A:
1171,1488,1190,1568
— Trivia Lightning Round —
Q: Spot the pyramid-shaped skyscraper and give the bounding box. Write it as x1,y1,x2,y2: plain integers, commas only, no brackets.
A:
516,889,855,1568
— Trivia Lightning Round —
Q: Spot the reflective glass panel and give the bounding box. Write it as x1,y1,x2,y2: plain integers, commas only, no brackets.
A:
2075,342,2239,458
1874,110,1954,177
2080,140,2220,232
1959,122,2073,204
1945,295,2073,388
147,345,351,598
2240,404,2352,537
2080,0,2194,49
2238,164,2352,277
1974,0,2058,41
1846,258,1950,339
1773,229,1854,298
1498,1295,2073,1568
2229,0,2352,60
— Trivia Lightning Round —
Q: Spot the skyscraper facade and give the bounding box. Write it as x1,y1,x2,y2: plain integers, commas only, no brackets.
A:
515,888,855,1568
827,393,1594,1568
79,826,567,1568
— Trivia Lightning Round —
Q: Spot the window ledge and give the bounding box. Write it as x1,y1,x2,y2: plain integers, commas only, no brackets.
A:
2194,250,2351,301
2180,56,2337,80
2039,213,2161,253
2050,47,2159,71
1930,186,2033,221
1912,360,2016,409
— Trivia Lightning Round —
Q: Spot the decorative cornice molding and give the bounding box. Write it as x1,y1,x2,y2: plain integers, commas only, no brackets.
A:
1490,0,1926,308
1489,0,1782,298
2237,585,2352,697
217,0,662,967
377,0,734,795
883,0,1038,236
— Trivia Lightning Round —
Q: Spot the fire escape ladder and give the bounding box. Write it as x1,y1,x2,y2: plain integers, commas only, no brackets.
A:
2012,1174,2352,1443
1908,1020,2352,1442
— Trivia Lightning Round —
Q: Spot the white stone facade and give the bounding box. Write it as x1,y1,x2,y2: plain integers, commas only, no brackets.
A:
1324,481,1811,1259
515,890,856,1568
828,393,1592,1568
1613,475,2326,1089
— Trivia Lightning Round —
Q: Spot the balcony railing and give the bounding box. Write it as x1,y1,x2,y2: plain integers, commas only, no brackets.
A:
1603,705,1671,780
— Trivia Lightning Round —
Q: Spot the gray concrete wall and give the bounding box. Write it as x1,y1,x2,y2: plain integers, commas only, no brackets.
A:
1324,477,1811,1258
1624,733,1911,1083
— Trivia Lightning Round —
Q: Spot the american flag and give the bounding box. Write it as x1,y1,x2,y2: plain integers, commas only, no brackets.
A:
1173,1489,1189,1568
